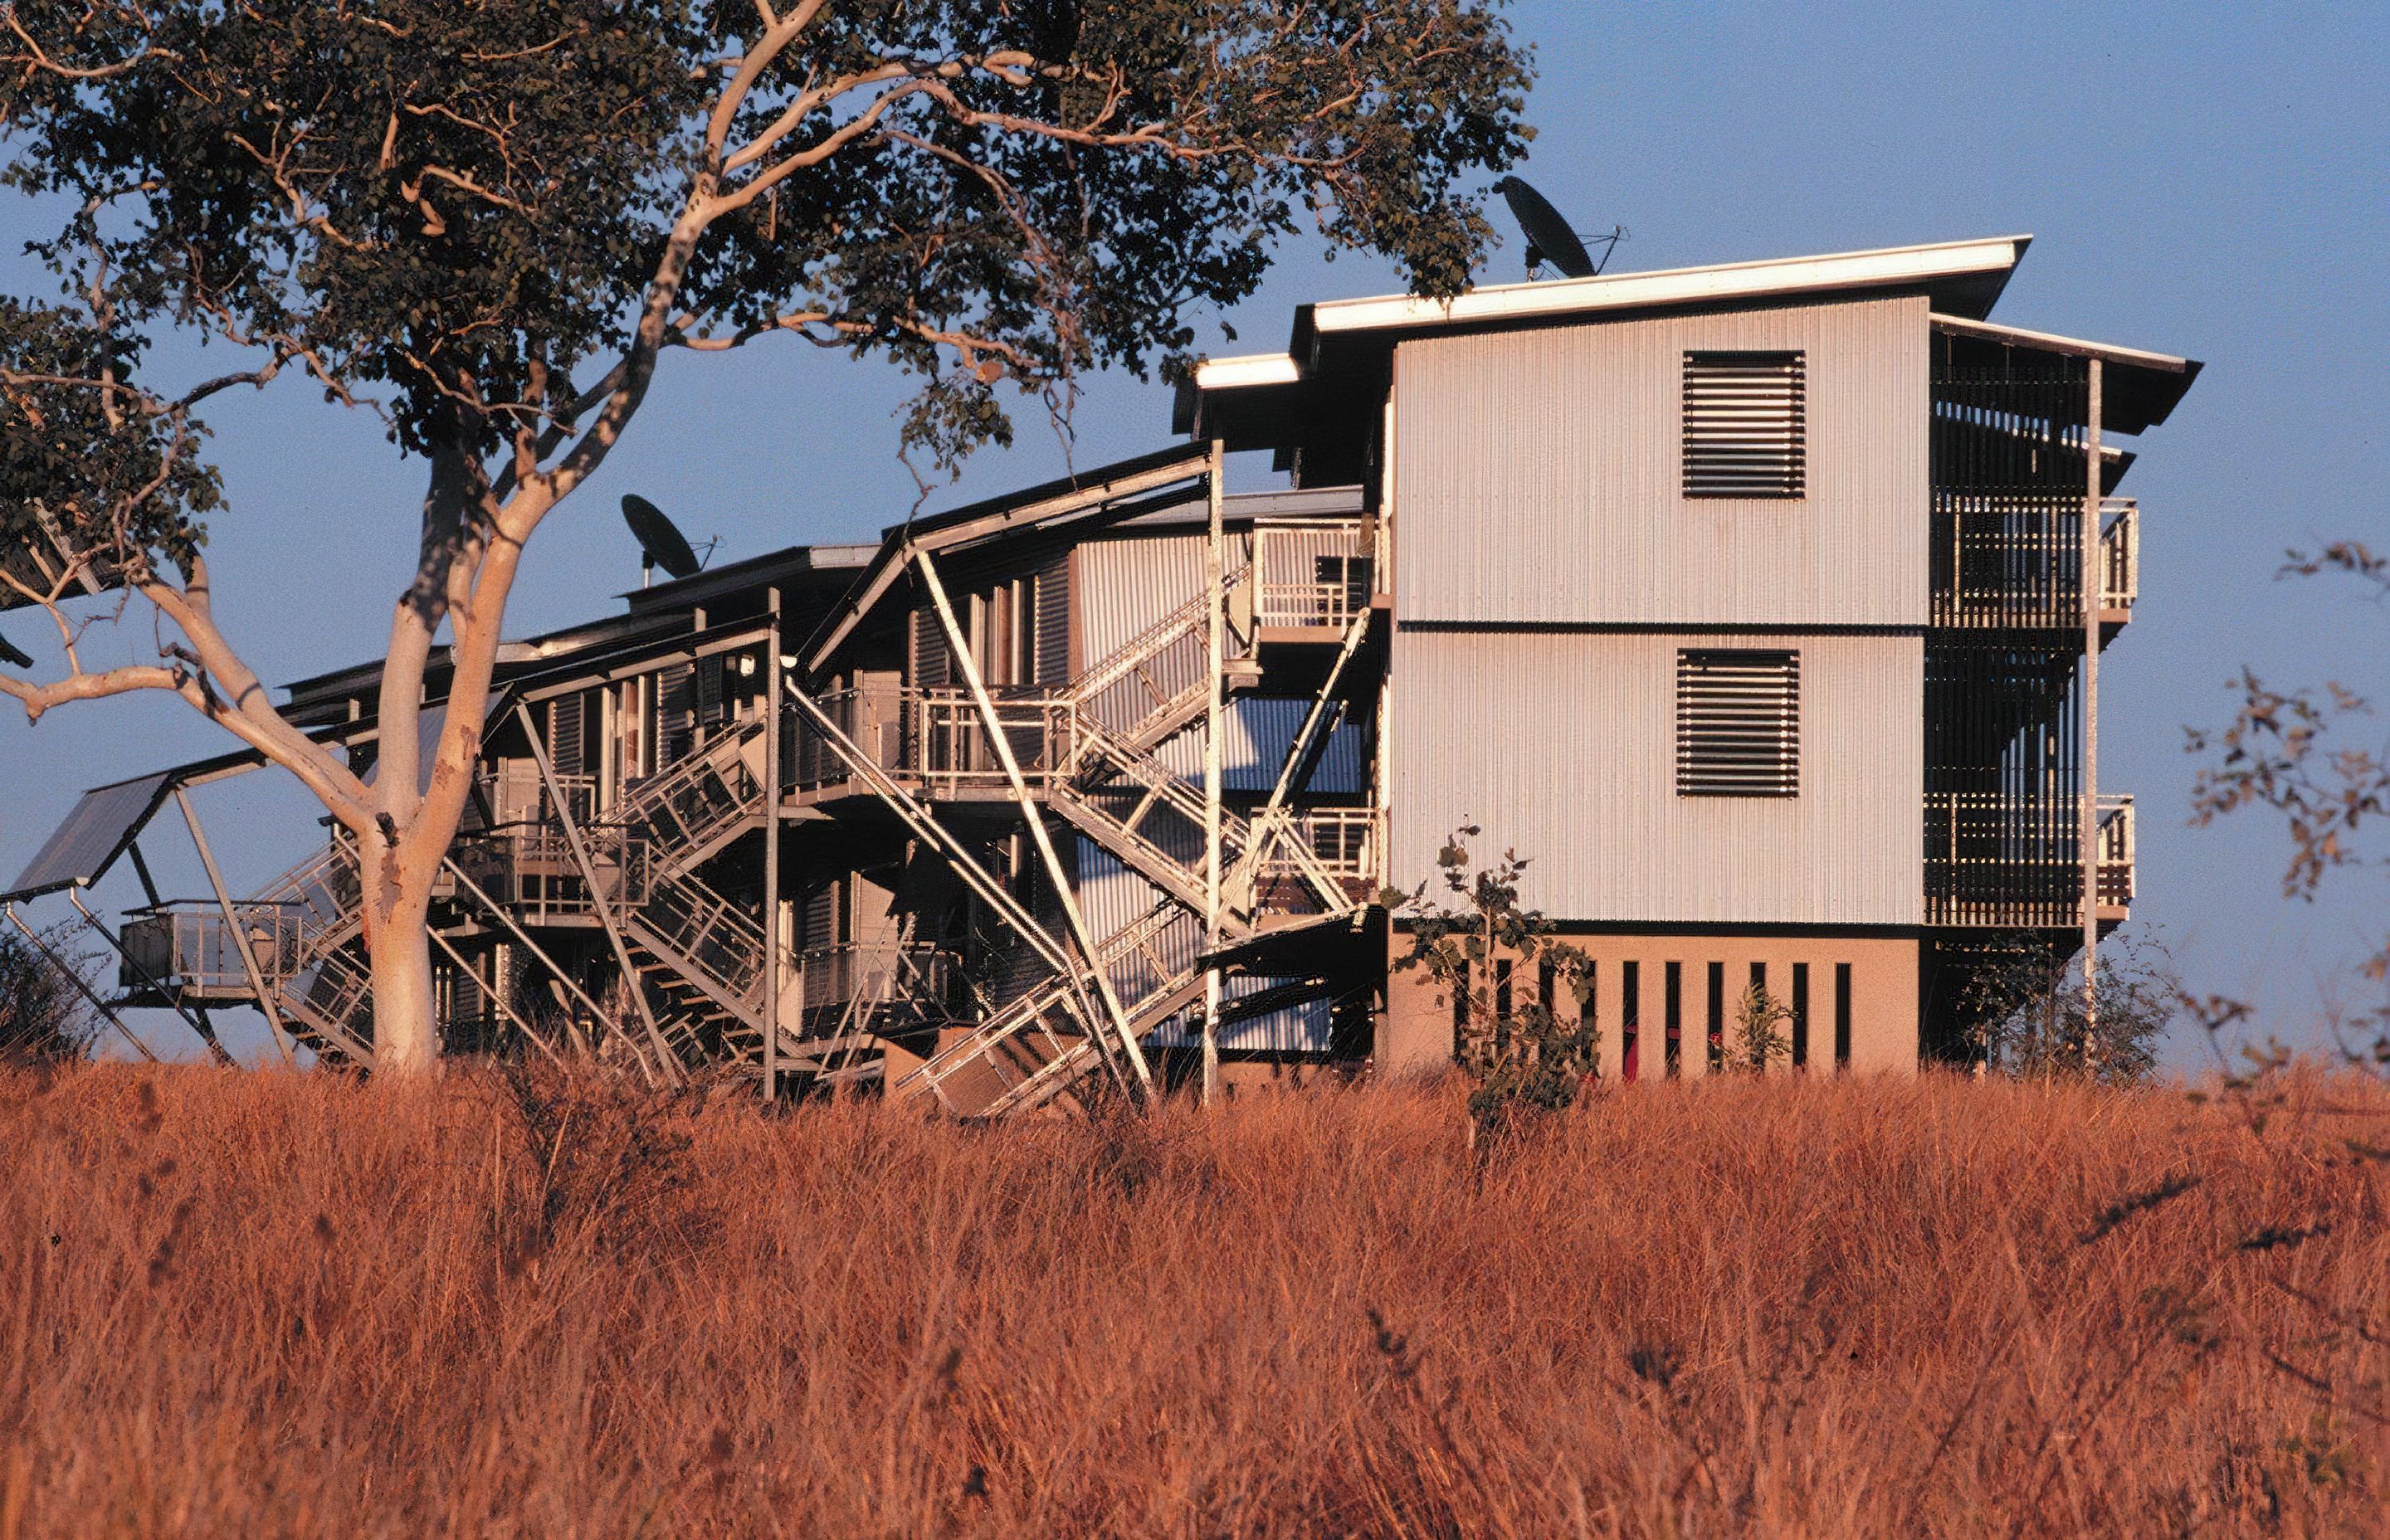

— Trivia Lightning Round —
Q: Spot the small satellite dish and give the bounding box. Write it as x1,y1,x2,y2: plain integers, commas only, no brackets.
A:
0,625,31,670
1492,176,1622,280
621,495,705,587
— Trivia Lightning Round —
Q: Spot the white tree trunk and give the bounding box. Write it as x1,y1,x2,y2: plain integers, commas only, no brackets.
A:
363,847,441,1075
368,912,438,1075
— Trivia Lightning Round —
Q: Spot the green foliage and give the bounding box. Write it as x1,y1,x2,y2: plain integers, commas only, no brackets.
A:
1384,825,1597,1133
1729,983,1792,1074
0,924,100,1060
1953,933,2175,1086
1,295,221,601
2,0,1533,470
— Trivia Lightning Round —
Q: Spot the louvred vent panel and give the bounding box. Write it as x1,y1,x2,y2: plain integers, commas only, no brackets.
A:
1676,649,1800,797
1684,351,1806,498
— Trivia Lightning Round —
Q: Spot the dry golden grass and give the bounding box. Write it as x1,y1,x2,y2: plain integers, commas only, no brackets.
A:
1,1063,2384,1538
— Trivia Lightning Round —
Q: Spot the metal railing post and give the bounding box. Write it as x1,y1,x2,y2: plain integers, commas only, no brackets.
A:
919,552,1153,1098
514,703,682,1083
2080,358,2103,1055
1202,439,1226,1107
173,787,298,1065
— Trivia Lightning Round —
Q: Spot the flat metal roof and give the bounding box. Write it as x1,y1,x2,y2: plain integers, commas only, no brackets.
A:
1300,233,2031,344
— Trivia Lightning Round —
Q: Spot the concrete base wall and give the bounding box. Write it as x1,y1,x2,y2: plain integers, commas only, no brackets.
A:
1379,928,1919,1080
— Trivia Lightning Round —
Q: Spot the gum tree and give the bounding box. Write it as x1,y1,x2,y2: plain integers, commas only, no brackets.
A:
0,1,1532,1075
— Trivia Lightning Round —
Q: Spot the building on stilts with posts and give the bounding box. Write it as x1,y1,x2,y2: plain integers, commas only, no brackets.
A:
2,235,2198,1104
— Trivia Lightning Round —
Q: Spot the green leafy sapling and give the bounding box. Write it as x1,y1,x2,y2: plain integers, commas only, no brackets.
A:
1385,825,1599,1133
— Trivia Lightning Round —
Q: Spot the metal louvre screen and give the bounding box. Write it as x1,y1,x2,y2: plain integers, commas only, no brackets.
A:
547,694,586,777
654,662,695,766
1675,648,1800,797
1683,351,1806,498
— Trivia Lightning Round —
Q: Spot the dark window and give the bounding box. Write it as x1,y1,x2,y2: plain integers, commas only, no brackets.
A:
1622,961,1641,1083
1677,649,1800,797
1494,958,1514,1021
1706,960,1725,1072
1792,962,1810,1068
1834,962,1853,1067
1664,962,1682,1078
1684,350,1806,498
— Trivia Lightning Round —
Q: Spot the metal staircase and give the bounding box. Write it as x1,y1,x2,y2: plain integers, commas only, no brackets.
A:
232,840,376,1065
604,719,802,1070
890,560,1369,1114
893,901,1204,1116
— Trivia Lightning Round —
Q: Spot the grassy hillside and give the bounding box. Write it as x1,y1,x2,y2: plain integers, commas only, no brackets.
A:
1,1064,2382,1537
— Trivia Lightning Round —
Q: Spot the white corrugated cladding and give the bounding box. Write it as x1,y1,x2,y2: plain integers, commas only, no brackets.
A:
1147,697,1368,794
1388,630,1923,924
1392,295,1928,626
1076,533,1207,664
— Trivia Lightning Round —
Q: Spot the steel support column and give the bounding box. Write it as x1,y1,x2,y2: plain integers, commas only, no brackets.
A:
4,901,156,1062
441,855,656,1084
173,787,298,1065
1233,608,1373,913
427,927,564,1067
917,552,1153,1098
2080,357,2102,1055
763,588,784,1100
63,889,230,1064
1202,439,1227,1106
782,683,1116,1088
514,703,682,1084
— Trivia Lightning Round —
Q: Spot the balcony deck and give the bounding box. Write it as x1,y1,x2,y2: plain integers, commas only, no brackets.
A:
1924,792,2134,929
1931,498,2138,633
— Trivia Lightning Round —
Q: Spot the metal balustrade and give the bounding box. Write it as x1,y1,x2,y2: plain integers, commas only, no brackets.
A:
450,826,650,924
1930,497,2139,628
907,687,1076,794
1924,789,2136,926
1275,809,1383,883
2099,501,2138,610
118,902,305,996
1251,518,1374,628
791,942,962,1036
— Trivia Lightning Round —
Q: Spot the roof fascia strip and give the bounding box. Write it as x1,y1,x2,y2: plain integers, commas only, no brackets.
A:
1929,313,2194,373
1305,235,2031,341
802,446,1212,675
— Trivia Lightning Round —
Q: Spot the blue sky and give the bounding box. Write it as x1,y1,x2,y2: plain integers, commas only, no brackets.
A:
3,2,2385,1065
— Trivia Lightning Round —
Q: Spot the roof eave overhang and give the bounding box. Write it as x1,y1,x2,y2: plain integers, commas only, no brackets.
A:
1930,313,2203,433
1189,236,2035,450
1302,233,2030,343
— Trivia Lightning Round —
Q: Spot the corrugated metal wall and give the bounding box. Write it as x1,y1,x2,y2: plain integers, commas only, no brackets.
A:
1076,533,1209,667
1146,696,1368,795
1388,631,1923,924
1392,296,1929,626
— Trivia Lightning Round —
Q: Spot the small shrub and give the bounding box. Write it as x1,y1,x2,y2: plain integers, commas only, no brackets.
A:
1386,826,1597,1135
1729,983,1793,1073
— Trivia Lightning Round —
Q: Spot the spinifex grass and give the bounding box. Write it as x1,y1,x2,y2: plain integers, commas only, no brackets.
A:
1,1062,2382,1537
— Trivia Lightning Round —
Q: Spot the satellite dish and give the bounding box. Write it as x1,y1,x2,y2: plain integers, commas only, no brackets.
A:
0,626,30,670
621,494,705,586
1491,176,1621,280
